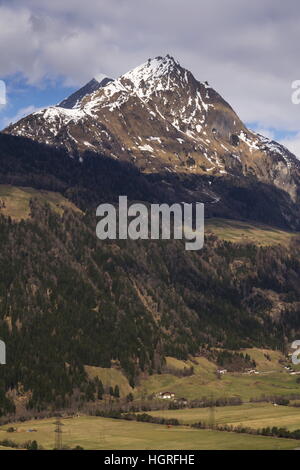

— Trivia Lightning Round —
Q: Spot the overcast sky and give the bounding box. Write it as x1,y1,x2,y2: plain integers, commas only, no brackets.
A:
1,0,300,154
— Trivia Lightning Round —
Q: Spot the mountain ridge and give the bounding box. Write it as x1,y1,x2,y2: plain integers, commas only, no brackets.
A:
58,76,113,109
1,78,300,412
4,55,300,205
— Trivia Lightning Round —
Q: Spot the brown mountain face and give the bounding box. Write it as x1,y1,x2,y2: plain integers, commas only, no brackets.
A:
4,55,300,203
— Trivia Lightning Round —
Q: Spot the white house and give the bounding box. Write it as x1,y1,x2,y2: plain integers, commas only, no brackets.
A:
156,392,175,400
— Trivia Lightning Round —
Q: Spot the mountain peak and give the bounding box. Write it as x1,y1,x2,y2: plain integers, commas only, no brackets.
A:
94,76,113,87
5,55,300,204
122,54,182,85
111,54,193,103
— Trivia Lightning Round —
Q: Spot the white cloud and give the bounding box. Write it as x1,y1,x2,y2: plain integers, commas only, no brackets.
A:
0,104,44,129
1,0,300,133
280,133,300,159
252,128,276,140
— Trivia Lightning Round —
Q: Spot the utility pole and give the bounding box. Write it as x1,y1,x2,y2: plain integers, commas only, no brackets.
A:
208,394,215,429
54,418,64,450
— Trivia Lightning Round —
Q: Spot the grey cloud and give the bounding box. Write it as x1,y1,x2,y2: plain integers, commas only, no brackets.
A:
1,0,300,132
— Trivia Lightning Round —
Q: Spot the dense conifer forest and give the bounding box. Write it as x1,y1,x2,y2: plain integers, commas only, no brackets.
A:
0,133,300,414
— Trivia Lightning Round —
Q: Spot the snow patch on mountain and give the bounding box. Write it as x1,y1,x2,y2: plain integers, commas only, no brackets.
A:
257,133,297,168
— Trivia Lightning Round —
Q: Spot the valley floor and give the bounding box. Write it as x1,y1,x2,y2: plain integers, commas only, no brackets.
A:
143,402,300,430
0,414,298,450
3,348,300,450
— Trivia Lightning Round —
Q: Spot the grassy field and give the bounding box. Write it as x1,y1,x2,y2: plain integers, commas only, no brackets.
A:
83,350,298,403
165,356,192,371
138,371,300,401
0,445,20,450
137,350,300,401
85,365,133,397
146,402,300,431
241,348,284,371
0,415,298,450
206,218,296,246
0,185,80,220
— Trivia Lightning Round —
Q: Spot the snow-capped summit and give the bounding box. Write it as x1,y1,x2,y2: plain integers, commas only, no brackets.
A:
4,55,300,201
79,55,198,111
122,55,182,92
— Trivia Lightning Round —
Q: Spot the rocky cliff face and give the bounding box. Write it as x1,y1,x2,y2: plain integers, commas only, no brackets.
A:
4,55,300,203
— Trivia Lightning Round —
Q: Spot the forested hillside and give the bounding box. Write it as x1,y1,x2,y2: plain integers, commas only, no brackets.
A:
0,132,300,414
0,198,300,412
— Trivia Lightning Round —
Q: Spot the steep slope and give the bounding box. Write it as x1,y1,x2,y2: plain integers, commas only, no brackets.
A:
1,199,300,411
2,57,300,416
5,55,300,203
0,132,300,413
58,77,113,109
0,132,299,230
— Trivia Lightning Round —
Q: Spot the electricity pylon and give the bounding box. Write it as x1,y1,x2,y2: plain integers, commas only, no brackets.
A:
54,418,64,450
